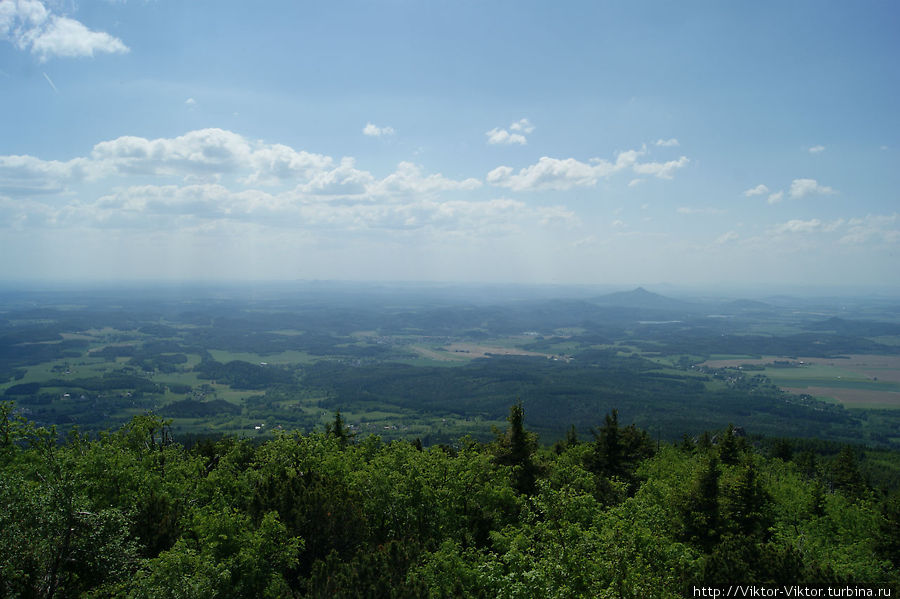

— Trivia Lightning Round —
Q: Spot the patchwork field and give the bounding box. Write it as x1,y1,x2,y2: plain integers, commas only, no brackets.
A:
409,340,561,362
700,354,900,410
782,386,900,409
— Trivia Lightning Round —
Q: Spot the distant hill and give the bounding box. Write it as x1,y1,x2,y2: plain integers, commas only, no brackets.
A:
592,287,696,311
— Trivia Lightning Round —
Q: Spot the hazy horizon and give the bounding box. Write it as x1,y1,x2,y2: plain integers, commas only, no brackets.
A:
2,2,898,288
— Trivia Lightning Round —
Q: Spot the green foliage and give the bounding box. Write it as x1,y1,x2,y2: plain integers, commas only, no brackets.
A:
1,404,898,597
493,402,540,495
129,508,299,599
586,409,655,497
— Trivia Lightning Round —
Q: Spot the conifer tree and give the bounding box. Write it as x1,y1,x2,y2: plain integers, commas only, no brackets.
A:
717,423,739,465
326,411,351,448
493,402,539,495
682,456,721,550
830,446,865,498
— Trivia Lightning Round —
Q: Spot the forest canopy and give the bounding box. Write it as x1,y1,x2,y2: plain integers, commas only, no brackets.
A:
1,401,897,597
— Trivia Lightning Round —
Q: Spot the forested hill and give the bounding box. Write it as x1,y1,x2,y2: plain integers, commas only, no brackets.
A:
2,402,898,597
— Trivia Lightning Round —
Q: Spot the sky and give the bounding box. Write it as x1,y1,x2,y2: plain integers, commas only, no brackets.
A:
1,0,898,291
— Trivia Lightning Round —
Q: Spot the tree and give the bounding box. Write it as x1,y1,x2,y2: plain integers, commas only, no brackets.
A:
586,410,654,495
325,411,352,448
830,446,865,498
681,456,721,550
493,402,539,495
721,459,771,539
716,424,739,465
554,425,580,454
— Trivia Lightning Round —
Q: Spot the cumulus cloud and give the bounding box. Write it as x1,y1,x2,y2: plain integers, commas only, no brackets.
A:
767,191,784,204
486,128,527,145
0,128,494,205
14,180,557,238
487,157,603,191
243,142,334,185
92,128,255,178
509,118,534,134
82,128,342,186
655,138,679,147
374,162,481,196
631,156,689,180
775,218,823,234
486,118,533,145
0,154,96,195
808,145,825,154
362,123,395,137
0,127,572,242
486,147,688,191
743,184,769,197
1,0,128,61
789,178,836,198
295,157,374,196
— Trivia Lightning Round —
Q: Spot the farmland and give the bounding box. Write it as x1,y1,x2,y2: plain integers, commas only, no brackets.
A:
2,283,900,447
698,354,900,409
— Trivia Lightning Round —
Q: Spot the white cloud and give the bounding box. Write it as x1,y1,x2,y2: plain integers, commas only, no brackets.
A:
775,218,823,234
767,191,784,204
631,156,689,180
16,180,558,239
808,145,825,154
487,157,603,190
0,128,497,211
487,147,688,191
0,154,95,194
374,162,481,196
295,157,374,196
362,123,395,137
766,216,896,246
655,138,679,147
185,98,196,106
486,118,533,145
92,128,255,179
244,142,334,185
789,178,836,198
743,184,769,197
1,0,128,61
486,128,527,145
628,179,643,187
509,118,535,134
84,128,343,186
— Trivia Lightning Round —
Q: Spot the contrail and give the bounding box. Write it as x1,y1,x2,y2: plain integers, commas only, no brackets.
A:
43,72,59,94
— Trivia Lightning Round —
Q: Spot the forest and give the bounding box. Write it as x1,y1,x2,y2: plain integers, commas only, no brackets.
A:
2,401,898,597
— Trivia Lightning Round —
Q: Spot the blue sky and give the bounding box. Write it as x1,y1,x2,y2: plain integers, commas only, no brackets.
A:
1,1,898,291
